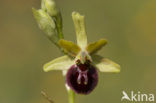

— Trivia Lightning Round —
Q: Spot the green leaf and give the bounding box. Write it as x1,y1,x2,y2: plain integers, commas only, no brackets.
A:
72,12,87,49
58,39,81,57
92,55,120,73
86,39,107,54
32,8,59,44
43,55,74,72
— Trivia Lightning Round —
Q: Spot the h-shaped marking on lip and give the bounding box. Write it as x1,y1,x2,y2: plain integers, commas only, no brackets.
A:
77,69,88,85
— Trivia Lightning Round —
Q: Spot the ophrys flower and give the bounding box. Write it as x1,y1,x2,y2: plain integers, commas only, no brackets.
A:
43,12,120,94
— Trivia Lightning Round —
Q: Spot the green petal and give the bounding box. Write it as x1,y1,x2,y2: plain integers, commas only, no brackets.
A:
43,56,74,72
58,39,81,56
86,39,107,54
72,12,87,49
92,55,120,73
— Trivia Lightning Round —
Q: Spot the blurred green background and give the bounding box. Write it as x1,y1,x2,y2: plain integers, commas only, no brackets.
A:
0,0,156,103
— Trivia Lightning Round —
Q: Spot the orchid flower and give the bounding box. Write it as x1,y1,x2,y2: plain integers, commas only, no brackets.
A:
33,1,120,103
43,12,120,94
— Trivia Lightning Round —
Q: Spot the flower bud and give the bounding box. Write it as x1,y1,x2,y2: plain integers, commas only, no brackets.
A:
32,8,59,44
45,0,58,17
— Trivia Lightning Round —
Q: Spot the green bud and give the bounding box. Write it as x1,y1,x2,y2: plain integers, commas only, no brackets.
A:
44,0,58,17
32,8,59,44
41,0,46,11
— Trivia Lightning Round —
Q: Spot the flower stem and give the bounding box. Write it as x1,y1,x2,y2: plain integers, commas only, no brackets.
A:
68,89,75,103
54,11,75,103
55,12,64,39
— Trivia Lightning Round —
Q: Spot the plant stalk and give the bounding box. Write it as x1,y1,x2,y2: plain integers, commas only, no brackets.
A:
68,89,75,103
54,10,75,103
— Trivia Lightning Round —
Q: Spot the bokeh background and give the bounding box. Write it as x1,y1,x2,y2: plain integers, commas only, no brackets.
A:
0,0,156,103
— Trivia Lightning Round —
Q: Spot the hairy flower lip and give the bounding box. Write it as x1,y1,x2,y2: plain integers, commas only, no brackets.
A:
66,62,98,94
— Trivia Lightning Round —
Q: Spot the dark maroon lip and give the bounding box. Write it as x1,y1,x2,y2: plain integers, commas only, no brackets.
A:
66,61,98,94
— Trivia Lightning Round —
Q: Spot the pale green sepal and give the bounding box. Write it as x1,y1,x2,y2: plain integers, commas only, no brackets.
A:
58,39,81,57
72,12,87,49
92,55,120,73
43,55,74,72
86,39,107,54
32,8,59,44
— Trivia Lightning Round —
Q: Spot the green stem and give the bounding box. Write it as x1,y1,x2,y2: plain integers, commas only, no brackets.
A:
68,89,75,103
55,12,64,39
54,11,75,103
